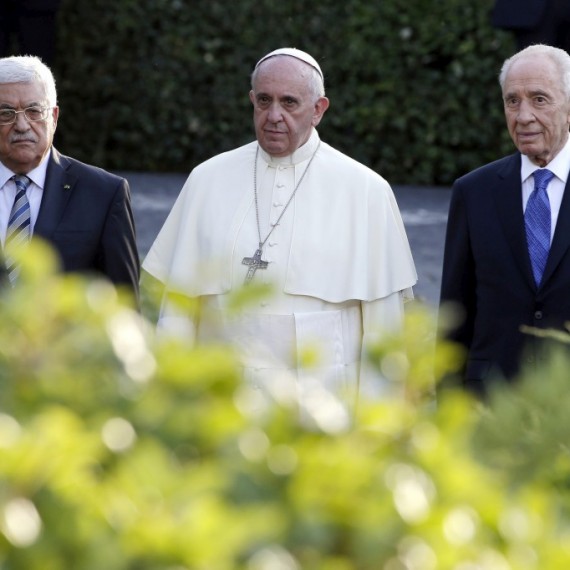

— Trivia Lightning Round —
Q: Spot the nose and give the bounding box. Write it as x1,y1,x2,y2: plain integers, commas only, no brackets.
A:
516,99,535,124
266,102,283,123
13,112,31,131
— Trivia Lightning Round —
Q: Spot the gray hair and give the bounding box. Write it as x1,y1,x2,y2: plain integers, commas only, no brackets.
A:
499,44,570,100
0,56,57,106
251,55,326,101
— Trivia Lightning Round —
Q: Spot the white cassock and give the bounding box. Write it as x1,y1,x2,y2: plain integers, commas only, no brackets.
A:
143,130,417,410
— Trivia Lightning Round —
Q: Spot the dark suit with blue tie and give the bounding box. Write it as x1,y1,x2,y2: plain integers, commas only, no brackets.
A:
439,152,570,394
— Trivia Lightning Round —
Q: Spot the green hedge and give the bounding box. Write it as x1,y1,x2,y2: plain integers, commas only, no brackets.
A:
52,0,515,185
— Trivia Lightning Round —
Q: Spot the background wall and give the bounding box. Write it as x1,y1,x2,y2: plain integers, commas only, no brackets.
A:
52,0,515,185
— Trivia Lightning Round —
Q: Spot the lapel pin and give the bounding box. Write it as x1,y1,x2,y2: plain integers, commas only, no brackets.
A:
63,184,71,190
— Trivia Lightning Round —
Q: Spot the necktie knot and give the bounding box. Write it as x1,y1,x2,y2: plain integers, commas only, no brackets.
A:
533,168,554,192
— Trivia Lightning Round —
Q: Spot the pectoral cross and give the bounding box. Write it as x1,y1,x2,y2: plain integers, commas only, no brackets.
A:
242,247,268,284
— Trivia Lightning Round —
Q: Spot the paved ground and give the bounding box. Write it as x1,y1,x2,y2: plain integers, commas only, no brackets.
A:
123,172,451,306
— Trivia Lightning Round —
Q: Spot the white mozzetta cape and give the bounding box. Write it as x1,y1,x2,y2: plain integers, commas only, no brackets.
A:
143,134,417,302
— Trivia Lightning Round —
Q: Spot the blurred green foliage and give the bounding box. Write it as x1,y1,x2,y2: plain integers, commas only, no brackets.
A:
51,0,515,185
2,242,570,568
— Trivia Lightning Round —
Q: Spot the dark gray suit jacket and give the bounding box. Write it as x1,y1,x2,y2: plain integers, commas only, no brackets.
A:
17,148,140,296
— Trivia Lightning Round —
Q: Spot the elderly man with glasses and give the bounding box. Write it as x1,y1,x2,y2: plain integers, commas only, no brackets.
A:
0,55,139,296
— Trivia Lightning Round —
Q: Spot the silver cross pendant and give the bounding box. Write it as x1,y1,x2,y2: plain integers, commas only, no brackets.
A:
242,248,268,284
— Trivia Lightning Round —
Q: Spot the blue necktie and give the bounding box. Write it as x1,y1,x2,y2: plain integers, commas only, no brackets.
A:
5,175,31,285
525,168,554,287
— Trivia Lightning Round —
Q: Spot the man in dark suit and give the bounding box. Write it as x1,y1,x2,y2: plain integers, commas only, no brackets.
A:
0,55,139,297
492,0,570,53
440,44,570,394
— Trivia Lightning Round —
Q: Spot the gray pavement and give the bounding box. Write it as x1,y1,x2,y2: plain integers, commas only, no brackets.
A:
124,172,451,306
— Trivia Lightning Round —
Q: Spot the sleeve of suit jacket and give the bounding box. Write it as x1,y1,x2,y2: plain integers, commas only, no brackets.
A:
36,152,140,301
98,176,140,297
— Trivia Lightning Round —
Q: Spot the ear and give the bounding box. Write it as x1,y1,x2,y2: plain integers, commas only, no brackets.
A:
51,106,59,129
312,96,330,127
249,90,255,106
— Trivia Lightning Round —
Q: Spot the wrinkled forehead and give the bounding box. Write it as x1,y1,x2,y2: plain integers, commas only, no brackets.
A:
253,56,315,89
254,48,323,79
0,80,49,104
505,55,560,86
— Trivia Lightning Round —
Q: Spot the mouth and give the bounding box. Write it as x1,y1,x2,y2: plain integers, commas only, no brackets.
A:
264,127,286,135
517,132,541,140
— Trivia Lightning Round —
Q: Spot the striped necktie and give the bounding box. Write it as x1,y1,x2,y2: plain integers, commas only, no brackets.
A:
525,168,554,287
5,175,32,285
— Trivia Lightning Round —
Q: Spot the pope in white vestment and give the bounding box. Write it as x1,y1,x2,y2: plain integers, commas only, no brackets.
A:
143,48,417,411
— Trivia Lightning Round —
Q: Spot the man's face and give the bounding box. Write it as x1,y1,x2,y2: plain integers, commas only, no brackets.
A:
249,57,329,157
503,55,570,167
0,81,58,174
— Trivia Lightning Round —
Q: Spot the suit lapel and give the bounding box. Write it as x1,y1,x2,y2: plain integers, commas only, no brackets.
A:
492,153,537,290
34,148,77,239
542,175,570,286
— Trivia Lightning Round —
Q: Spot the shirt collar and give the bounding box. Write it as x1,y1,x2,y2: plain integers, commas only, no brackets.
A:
0,148,51,190
521,136,570,184
258,129,320,166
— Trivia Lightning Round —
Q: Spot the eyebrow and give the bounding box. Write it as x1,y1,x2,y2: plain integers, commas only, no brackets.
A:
0,101,43,108
255,91,300,99
504,88,551,99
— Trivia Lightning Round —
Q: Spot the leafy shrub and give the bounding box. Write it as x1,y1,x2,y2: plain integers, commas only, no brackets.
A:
3,242,570,568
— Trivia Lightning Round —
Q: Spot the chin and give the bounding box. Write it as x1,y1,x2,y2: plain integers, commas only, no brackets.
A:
519,145,542,157
263,144,288,156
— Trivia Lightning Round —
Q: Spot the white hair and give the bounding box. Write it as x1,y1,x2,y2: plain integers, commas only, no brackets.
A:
0,56,57,106
499,44,570,100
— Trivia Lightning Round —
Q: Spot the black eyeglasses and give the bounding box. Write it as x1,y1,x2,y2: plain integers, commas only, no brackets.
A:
0,106,51,125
